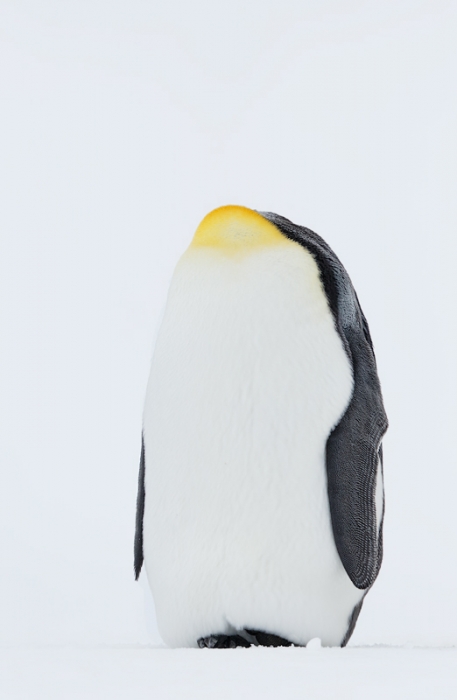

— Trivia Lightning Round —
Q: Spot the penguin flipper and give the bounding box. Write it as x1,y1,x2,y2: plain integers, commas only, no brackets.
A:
326,341,387,590
260,212,388,591
134,436,145,580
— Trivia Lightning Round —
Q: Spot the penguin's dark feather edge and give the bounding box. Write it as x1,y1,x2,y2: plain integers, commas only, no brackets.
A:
134,436,145,580
261,211,388,590
341,597,366,646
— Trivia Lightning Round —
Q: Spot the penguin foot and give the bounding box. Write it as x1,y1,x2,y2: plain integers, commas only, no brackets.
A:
246,629,293,647
197,634,251,649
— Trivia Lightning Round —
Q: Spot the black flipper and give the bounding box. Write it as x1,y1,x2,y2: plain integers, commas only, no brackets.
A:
261,212,388,590
134,436,145,580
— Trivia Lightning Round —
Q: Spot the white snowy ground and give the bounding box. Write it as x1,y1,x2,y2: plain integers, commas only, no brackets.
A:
1,646,455,700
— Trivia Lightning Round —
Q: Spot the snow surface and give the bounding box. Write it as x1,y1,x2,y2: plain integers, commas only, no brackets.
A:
1,646,455,700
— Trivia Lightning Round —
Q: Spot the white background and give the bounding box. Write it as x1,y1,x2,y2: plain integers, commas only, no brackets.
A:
0,0,456,649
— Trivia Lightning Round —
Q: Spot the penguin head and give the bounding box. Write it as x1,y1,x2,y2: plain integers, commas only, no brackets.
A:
190,205,289,256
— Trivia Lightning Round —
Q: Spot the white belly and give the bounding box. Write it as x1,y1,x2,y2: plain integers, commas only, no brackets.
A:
143,243,363,647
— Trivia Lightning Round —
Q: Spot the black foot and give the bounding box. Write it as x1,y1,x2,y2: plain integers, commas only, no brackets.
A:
246,629,293,647
197,634,251,649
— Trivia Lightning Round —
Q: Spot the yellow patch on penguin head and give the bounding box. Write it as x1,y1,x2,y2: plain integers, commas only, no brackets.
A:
190,205,288,255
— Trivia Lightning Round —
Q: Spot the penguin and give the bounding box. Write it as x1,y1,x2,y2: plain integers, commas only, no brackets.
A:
134,205,388,648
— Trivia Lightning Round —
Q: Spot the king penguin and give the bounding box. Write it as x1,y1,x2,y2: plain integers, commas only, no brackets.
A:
134,206,388,648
